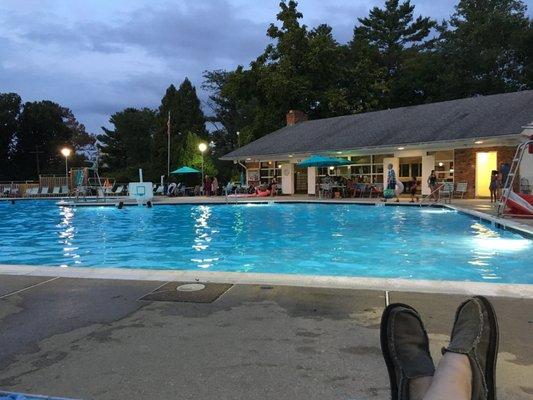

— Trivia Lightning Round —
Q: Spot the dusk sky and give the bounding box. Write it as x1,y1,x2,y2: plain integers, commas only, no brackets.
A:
1,0,532,134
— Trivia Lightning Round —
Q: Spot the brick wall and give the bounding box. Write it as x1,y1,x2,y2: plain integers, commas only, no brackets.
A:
454,146,517,198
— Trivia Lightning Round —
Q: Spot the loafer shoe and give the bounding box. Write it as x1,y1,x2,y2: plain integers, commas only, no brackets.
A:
381,303,435,400
443,296,499,400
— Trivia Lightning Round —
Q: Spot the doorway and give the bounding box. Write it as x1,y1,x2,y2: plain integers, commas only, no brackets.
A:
475,151,497,197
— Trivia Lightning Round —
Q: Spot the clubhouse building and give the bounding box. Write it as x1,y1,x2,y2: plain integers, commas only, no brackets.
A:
222,91,533,198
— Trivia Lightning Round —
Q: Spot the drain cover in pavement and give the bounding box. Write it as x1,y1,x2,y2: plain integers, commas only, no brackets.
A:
140,282,232,303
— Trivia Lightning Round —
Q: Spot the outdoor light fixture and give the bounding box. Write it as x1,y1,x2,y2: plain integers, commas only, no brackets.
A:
246,158,251,161
60,147,71,190
336,151,342,154
450,169,455,173
397,147,405,150
288,154,294,158
198,143,207,195
438,162,444,167
474,140,484,144
329,166,335,170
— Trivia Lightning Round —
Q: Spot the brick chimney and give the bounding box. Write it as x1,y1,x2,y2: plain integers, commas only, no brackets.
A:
286,110,308,126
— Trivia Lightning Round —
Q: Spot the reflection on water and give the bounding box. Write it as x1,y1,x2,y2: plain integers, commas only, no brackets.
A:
58,206,79,266
191,206,216,268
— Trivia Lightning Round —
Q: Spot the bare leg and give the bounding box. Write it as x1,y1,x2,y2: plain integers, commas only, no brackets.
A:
423,353,471,400
409,376,433,400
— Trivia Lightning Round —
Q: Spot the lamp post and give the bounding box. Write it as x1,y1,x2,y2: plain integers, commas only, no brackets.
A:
198,142,207,195
61,148,71,191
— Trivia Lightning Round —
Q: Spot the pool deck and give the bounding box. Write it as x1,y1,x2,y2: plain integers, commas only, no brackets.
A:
0,275,532,400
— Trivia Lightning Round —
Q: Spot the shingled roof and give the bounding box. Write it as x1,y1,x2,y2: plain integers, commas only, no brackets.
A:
221,90,533,160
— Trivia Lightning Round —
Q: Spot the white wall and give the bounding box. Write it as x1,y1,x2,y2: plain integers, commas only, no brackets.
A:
307,167,316,195
281,163,295,194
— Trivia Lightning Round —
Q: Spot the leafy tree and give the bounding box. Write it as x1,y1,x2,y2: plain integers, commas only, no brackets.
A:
0,93,21,179
435,0,532,97
12,101,75,179
97,108,156,181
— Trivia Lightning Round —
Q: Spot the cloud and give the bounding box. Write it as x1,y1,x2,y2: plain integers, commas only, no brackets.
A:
1,0,531,133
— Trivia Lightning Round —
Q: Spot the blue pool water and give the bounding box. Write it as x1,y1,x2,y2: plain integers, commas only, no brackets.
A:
0,201,531,283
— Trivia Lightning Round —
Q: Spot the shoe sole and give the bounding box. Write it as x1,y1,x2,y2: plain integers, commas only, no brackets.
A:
380,303,421,400
475,296,499,400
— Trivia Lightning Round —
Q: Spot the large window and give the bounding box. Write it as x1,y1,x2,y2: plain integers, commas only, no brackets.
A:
259,161,282,184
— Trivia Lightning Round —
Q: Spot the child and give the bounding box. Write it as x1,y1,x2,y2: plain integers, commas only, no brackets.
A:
410,177,419,203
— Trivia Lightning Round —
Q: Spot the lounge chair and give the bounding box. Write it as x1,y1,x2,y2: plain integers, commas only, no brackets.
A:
454,182,468,199
51,186,61,196
25,187,33,197
10,187,19,197
114,185,124,195
61,186,69,195
154,185,165,195
439,182,454,203
28,187,39,197
39,187,49,196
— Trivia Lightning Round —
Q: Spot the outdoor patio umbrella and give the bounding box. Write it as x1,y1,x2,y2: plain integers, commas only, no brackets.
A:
297,155,351,168
170,166,200,174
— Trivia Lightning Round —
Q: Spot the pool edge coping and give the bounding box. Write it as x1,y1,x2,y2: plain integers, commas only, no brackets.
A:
1,265,532,299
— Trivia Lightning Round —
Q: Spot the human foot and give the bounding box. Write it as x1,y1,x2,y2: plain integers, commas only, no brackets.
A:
380,304,435,400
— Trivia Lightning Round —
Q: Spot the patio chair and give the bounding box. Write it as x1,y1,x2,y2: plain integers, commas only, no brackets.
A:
61,186,69,195
2,187,10,197
10,187,19,197
51,186,61,196
27,187,38,197
439,182,454,203
25,187,33,197
454,182,468,198
114,185,124,195
39,187,49,196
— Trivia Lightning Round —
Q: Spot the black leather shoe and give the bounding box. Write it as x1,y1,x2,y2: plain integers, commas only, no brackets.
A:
443,296,499,400
381,303,435,400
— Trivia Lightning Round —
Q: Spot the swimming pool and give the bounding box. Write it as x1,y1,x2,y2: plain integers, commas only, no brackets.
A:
0,201,531,283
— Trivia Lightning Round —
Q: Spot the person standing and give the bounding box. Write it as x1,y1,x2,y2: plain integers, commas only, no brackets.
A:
410,177,419,203
427,170,438,202
211,176,219,196
384,163,399,202
204,175,212,196
489,170,499,203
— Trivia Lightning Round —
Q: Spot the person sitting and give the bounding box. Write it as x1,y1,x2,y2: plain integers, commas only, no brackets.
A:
247,182,256,195
381,296,498,400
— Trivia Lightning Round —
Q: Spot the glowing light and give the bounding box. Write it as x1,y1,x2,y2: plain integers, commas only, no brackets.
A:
329,166,335,170
438,162,444,167
475,140,484,144
61,148,71,157
198,143,207,152
397,147,405,150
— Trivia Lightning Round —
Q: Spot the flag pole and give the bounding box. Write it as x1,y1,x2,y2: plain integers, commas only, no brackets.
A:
167,111,171,178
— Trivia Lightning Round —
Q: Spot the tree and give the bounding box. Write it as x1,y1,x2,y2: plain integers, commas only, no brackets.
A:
12,101,74,179
152,79,208,177
353,0,436,107
435,0,532,97
0,93,21,179
97,108,156,181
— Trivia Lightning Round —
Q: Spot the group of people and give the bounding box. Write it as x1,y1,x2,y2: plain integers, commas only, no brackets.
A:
203,175,220,196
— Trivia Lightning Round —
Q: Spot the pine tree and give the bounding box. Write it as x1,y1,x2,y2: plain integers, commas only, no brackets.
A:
354,0,436,107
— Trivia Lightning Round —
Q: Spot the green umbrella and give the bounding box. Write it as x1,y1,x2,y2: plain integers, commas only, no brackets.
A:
170,166,201,174
298,155,351,168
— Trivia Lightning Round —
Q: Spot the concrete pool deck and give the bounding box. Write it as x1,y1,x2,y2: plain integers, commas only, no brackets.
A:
0,275,532,400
